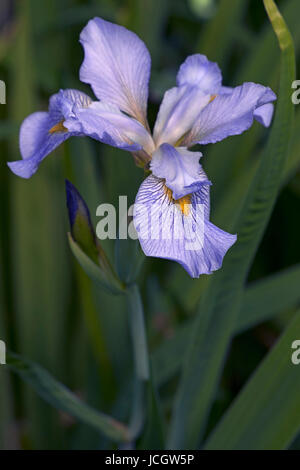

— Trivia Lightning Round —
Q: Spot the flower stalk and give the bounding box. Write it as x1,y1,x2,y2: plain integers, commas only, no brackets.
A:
126,283,150,382
125,283,151,442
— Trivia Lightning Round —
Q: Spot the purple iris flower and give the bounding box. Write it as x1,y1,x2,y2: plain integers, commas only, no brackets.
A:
8,18,276,278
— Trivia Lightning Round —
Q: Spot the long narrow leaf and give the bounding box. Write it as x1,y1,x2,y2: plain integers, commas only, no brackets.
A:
6,352,130,443
8,0,72,448
238,264,300,333
204,310,300,450
152,264,300,387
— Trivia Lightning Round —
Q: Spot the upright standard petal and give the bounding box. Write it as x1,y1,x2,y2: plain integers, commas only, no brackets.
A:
134,175,236,277
8,89,92,178
153,85,211,147
72,101,155,155
80,17,151,126
183,82,277,147
176,54,222,94
150,143,209,200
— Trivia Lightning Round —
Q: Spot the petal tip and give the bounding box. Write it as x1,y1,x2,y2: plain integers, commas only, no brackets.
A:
65,179,80,227
7,160,37,179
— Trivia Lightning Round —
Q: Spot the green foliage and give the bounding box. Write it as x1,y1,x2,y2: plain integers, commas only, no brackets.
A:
0,0,299,451
6,351,130,443
205,310,300,450
68,233,125,295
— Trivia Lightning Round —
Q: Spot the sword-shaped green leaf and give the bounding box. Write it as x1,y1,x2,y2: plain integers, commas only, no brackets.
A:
204,310,300,450
5,351,130,444
152,264,300,387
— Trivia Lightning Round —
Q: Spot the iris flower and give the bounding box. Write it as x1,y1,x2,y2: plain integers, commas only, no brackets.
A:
8,18,276,277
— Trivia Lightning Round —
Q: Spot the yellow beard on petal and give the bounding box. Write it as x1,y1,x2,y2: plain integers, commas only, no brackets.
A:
164,186,192,216
49,121,68,134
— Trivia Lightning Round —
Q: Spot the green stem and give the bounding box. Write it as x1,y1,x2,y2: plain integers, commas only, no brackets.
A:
126,284,166,447
126,284,150,382
126,283,150,441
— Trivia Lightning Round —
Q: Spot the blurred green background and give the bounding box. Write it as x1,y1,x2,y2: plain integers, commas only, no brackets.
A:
0,0,299,450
